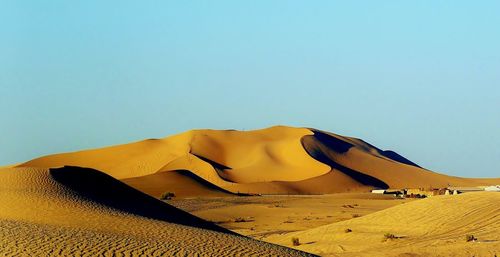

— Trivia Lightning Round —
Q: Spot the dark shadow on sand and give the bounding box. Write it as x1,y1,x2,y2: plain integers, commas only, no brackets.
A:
50,166,231,234
309,130,354,154
174,169,252,196
378,150,421,168
190,153,238,183
301,133,389,189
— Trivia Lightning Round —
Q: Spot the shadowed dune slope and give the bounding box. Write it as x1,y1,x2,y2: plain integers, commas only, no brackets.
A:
302,129,500,189
18,126,500,196
122,170,233,198
267,192,500,257
301,133,389,189
0,166,315,256
49,166,228,232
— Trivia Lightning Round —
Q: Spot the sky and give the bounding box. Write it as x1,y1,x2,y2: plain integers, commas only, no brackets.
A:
1,1,499,177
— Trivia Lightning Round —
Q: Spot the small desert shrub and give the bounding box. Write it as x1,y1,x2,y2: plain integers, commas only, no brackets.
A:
291,237,300,246
383,233,397,241
234,217,246,222
234,217,254,223
345,228,352,233
352,214,361,218
465,234,477,242
160,192,175,200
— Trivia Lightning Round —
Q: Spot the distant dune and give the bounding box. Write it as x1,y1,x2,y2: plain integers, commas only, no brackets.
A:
19,126,500,197
266,192,500,256
0,166,314,256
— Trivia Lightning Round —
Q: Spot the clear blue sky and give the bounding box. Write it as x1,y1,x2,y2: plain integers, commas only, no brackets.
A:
1,1,499,177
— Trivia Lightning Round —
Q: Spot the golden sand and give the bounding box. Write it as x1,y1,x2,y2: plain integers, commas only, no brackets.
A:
0,166,313,256
266,192,500,257
4,126,500,256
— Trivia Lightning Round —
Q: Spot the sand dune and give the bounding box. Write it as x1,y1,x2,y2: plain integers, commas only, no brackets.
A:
302,129,500,189
266,192,500,257
20,126,328,181
19,126,500,197
0,166,314,256
5,126,500,256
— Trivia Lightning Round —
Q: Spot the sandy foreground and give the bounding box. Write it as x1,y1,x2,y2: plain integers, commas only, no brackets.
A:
265,192,500,257
170,193,500,257
0,166,313,256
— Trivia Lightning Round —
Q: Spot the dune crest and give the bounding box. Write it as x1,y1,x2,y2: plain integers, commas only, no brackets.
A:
18,126,500,197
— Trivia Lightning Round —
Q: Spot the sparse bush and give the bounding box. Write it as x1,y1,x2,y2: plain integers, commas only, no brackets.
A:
291,237,300,246
352,214,361,218
465,234,477,242
160,192,175,200
383,233,397,241
234,217,254,223
345,228,352,233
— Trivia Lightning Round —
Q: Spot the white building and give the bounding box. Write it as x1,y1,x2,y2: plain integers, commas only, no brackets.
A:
485,185,500,192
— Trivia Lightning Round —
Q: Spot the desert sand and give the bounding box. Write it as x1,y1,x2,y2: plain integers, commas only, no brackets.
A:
0,166,313,256
5,126,500,256
169,193,410,240
265,192,500,257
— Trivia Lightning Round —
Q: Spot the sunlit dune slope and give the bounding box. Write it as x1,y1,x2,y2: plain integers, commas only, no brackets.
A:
19,126,500,196
21,126,328,181
266,192,500,257
0,166,315,256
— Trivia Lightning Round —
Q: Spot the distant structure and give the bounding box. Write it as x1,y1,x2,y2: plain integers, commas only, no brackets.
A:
447,187,484,194
370,189,405,197
484,185,500,192
371,185,499,198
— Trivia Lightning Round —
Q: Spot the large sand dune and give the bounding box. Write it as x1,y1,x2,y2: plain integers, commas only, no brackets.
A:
19,126,500,197
0,166,314,256
5,126,500,256
266,192,500,257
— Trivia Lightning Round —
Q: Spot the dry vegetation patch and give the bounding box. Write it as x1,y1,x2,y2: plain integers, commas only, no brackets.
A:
160,192,175,200
465,234,477,242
